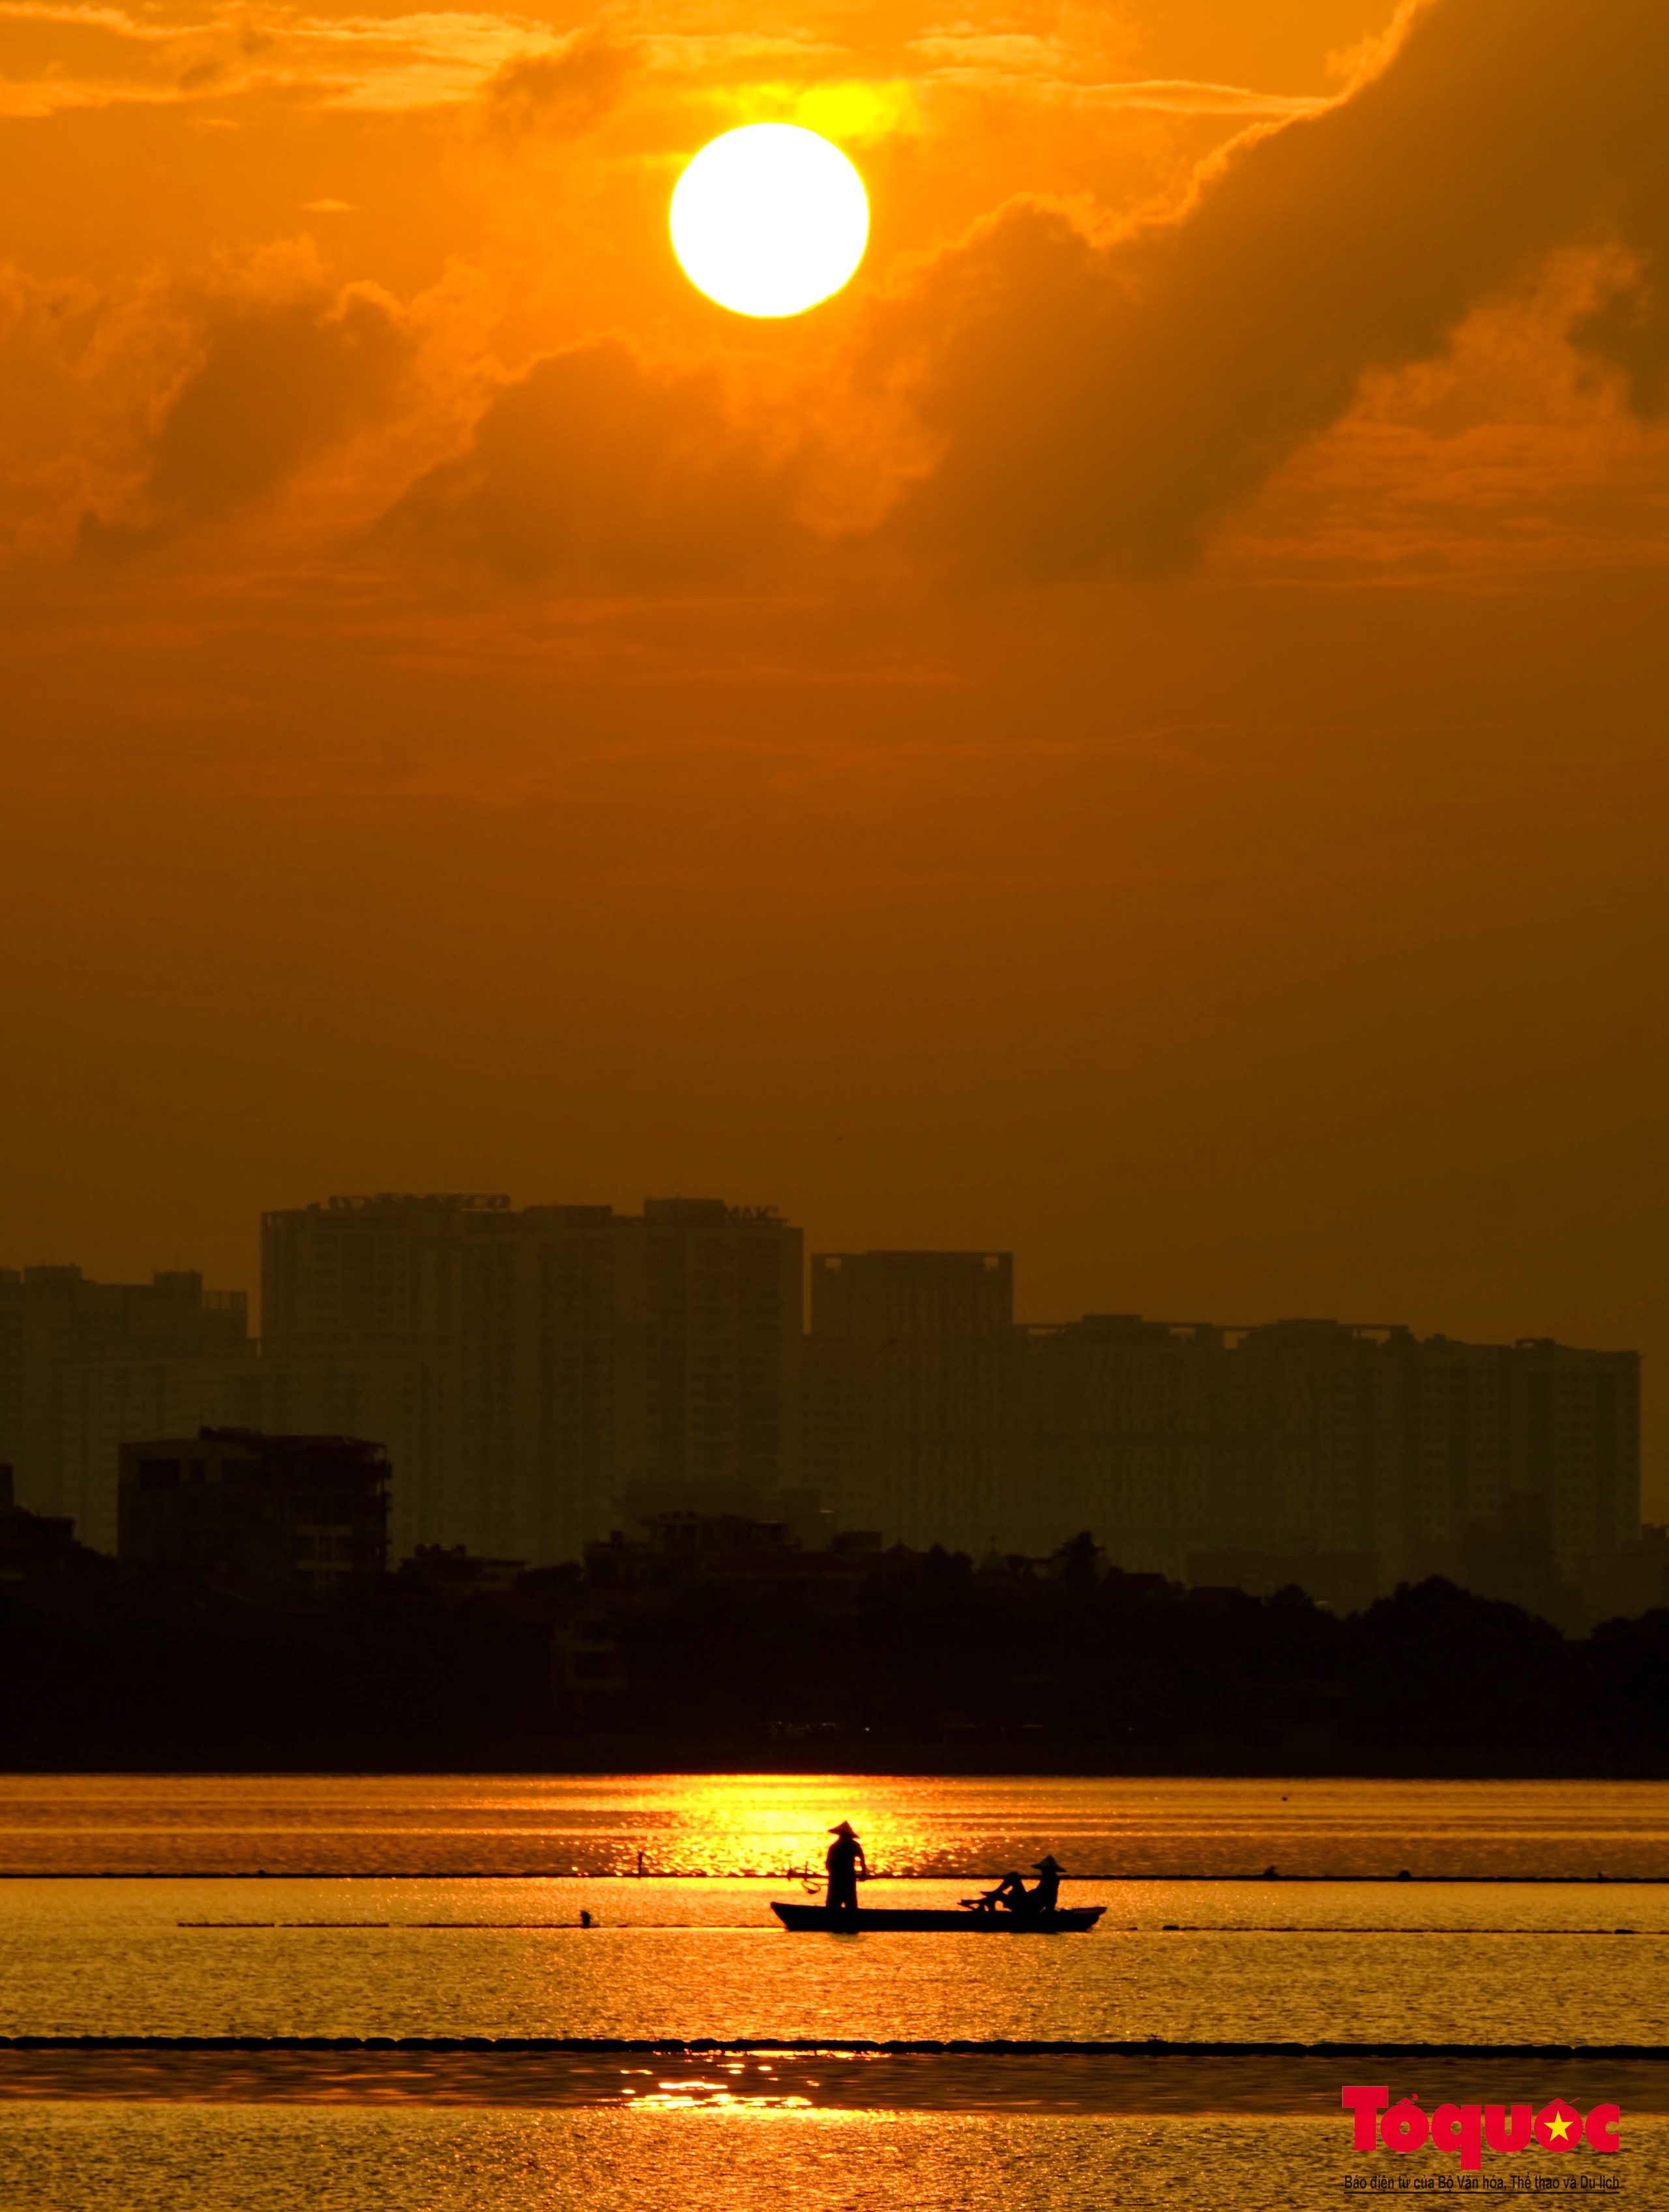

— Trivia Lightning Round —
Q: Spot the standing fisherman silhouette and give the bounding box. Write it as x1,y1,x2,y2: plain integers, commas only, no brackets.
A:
825,1821,868,1925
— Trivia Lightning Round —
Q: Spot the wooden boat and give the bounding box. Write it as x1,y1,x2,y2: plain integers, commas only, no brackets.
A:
771,1901,1104,1932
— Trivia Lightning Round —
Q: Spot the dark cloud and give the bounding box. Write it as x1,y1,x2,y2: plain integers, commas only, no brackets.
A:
883,0,1669,577
481,37,640,142
82,286,411,555
385,338,806,585
1570,171,1669,417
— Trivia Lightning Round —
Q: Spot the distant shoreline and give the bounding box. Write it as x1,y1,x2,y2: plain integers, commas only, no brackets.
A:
5,1748,1669,1780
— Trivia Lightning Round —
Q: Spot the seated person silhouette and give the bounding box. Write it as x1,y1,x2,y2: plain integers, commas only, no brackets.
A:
1024,1855,1065,1913
966,1855,1065,1917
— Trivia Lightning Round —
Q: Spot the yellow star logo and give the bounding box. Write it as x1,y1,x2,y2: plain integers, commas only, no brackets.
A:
1546,2114,1574,2144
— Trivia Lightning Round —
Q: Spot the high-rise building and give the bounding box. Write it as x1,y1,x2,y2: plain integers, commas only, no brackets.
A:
0,1265,251,1546
1222,1320,1411,1569
1015,1312,1640,1605
1015,1316,1228,1571
1396,1334,1640,1588
640,1198,803,1493
805,1250,1015,1550
260,1194,803,1564
1389,1331,1518,1585
1506,1336,1639,1579
259,1193,485,1554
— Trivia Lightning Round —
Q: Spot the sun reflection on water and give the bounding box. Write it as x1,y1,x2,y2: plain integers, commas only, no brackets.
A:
10,1774,1669,1880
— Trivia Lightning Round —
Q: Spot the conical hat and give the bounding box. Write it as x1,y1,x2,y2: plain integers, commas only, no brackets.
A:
1033,1854,1064,1873
829,1821,858,1836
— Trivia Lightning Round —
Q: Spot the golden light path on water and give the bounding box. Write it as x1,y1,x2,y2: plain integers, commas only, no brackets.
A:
6,1775,1669,1878
7,1778,1668,2208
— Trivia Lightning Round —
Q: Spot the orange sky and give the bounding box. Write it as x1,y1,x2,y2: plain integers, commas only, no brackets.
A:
5,0,1669,1500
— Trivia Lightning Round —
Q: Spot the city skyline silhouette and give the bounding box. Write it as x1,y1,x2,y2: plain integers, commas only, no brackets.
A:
1,1194,1647,1636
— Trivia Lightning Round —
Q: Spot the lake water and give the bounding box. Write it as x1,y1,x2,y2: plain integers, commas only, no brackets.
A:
6,1771,1669,1878
0,1775,1661,2207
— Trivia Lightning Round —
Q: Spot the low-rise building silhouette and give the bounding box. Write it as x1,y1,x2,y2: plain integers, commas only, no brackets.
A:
396,1545,527,1604
1184,1548,1381,1617
555,1501,874,1725
117,1428,389,1596
0,1462,83,1582
0,1265,251,1549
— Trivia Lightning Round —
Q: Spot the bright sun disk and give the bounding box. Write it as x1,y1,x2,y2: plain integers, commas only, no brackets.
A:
670,123,868,318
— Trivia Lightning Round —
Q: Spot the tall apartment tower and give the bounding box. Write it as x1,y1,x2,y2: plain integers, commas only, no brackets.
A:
0,1265,252,1549
261,1193,501,1559
640,1199,803,1492
1015,1313,1640,1606
1519,1337,1639,1573
1394,1334,1639,1588
1221,1320,1411,1564
1217,1323,1639,1594
805,1250,1015,1550
1015,1316,1229,1572
260,1194,803,1565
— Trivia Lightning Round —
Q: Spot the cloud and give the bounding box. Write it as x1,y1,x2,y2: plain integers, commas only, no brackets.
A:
0,3,859,126
379,0,1669,594
1574,276,1669,419
881,0,1669,578
1071,79,1325,118
1569,173,1669,418
81,283,413,552
384,337,810,585
479,35,640,141
0,0,219,115
907,29,1074,74
0,3,588,117
907,40,1326,119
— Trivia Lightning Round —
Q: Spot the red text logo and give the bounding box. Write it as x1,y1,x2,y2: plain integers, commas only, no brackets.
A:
1342,2085,1621,2170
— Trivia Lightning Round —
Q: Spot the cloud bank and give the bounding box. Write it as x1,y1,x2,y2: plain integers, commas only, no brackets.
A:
12,0,1669,590
885,0,1669,577
394,0,1669,588
386,338,806,585
80,282,413,554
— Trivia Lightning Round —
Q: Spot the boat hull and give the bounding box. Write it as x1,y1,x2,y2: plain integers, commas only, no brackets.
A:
770,1902,1104,1932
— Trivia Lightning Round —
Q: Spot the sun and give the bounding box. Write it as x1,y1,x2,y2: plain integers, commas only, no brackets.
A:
670,124,869,319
